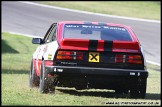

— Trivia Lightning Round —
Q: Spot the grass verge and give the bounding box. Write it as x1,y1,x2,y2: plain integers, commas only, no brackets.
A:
37,1,160,20
1,32,161,106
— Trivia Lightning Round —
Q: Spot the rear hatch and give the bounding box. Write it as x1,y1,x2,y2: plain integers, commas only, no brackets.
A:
54,39,144,70
54,23,144,70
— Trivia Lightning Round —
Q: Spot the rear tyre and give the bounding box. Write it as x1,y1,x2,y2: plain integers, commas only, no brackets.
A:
130,78,147,99
40,61,49,93
29,59,39,88
139,78,147,99
40,61,56,94
48,76,57,93
130,89,140,98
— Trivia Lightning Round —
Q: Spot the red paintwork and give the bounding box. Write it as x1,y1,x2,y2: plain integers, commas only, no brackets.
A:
33,59,53,76
112,41,140,53
60,39,89,51
33,59,41,76
57,21,140,53
97,40,104,51
44,60,53,66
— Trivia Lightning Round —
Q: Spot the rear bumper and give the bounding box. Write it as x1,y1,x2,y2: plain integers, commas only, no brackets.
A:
45,66,148,89
45,66,148,78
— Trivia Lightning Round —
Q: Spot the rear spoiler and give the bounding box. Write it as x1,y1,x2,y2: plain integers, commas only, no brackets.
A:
60,39,89,51
112,41,140,53
59,39,140,53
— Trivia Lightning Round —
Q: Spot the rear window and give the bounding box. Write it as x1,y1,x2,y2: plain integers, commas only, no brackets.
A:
63,24,132,41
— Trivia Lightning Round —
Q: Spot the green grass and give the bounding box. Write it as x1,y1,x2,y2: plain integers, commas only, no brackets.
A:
1,32,161,106
37,1,160,20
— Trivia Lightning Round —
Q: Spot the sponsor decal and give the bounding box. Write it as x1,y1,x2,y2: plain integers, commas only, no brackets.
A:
130,72,135,75
88,40,98,51
138,72,140,76
104,41,113,51
64,24,126,31
89,52,100,62
48,54,52,60
53,68,63,72
88,40,113,52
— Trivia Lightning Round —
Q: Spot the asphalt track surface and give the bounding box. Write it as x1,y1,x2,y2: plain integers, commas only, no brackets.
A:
2,1,161,65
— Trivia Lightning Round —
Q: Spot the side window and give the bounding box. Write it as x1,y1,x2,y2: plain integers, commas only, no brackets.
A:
43,23,57,43
51,26,57,41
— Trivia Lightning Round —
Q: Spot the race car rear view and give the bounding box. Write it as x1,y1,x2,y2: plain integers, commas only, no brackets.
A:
29,21,148,98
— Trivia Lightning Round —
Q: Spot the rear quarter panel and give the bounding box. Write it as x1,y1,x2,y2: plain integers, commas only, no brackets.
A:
43,41,59,61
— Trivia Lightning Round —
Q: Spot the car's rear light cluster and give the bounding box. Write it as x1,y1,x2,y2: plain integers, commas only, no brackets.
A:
56,51,84,60
115,54,126,63
127,55,142,64
115,54,142,64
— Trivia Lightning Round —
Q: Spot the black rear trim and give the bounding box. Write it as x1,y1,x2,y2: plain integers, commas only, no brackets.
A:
104,40,113,51
88,40,98,51
46,66,148,78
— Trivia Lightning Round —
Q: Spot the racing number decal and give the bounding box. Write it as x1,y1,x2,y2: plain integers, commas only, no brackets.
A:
89,52,100,62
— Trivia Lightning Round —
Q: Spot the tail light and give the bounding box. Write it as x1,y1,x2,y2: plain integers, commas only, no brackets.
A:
127,55,142,64
56,51,84,60
115,54,125,63
115,54,142,64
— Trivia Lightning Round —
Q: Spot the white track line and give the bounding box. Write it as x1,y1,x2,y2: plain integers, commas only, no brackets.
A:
20,1,160,23
146,60,161,66
7,31,42,38
4,31,161,66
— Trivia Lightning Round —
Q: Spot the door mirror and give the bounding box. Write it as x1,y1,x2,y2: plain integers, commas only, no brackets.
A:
32,38,43,44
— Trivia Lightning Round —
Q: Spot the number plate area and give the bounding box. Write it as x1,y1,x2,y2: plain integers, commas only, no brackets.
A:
89,52,100,62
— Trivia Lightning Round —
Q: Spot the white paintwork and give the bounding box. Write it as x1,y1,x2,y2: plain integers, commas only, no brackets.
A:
43,41,59,60
33,41,59,60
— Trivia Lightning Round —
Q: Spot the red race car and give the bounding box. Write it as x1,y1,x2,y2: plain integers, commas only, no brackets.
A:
30,21,148,98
